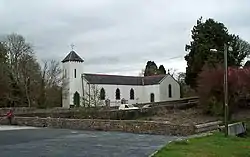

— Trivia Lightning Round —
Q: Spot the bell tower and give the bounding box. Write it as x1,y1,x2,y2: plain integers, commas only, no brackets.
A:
61,46,84,108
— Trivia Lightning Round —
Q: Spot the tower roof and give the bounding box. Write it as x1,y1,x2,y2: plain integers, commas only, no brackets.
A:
62,50,84,63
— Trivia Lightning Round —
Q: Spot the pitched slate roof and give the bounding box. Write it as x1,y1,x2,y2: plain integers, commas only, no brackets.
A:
62,51,84,63
83,73,166,85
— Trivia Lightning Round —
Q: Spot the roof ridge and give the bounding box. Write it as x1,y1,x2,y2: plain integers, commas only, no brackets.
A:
84,73,142,78
84,73,167,78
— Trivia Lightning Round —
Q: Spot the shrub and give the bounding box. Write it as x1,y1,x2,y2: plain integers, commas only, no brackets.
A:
198,64,250,116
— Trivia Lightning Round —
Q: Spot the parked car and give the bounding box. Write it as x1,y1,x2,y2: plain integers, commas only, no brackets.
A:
118,104,139,110
142,104,153,109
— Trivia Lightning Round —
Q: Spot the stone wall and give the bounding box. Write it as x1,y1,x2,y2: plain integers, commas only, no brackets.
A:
0,97,198,119
134,96,199,108
0,97,199,122
195,121,222,133
13,102,198,120
0,117,195,136
0,107,72,116
15,109,144,120
0,107,37,115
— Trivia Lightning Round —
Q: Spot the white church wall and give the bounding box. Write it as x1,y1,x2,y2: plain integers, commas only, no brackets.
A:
81,83,160,107
143,85,160,103
62,61,84,108
90,84,142,107
62,77,70,108
85,84,160,106
159,75,180,101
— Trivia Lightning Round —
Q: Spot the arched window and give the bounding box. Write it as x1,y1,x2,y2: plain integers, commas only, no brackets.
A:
168,84,172,98
73,91,80,107
100,88,105,100
130,88,134,100
64,69,67,78
115,88,120,100
150,93,155,102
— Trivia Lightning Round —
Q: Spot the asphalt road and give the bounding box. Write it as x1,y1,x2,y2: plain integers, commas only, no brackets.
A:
0,126,180,157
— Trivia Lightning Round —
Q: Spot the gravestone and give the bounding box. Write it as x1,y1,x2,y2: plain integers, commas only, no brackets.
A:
121,98,128,104
228,122,246,136
105,99,110,107
220,122,247,136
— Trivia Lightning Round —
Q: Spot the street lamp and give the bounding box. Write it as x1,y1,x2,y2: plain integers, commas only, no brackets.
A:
210,44,233,137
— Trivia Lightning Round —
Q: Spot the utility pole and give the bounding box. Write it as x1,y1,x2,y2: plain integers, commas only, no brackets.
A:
224,43,229,137
210,43,230,137
88,83,91,107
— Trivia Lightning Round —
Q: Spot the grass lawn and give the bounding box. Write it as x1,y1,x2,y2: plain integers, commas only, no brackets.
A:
153,130,250,157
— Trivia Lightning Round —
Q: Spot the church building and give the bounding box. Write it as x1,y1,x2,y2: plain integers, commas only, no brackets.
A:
61,50,181,108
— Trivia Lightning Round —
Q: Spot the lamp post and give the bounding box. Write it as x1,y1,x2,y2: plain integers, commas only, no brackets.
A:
210,44,232,137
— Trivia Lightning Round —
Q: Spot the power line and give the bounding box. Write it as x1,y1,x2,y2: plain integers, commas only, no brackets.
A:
155,55,184,62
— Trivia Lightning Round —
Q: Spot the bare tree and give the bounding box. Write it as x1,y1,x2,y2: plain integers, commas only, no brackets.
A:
83,84,104,107
44,60,63,87
176,72,196,97
138,69,145,76
168,68,178,79
39,59,65,108
18,54,41,107
0,42,11,107
2,33,36,107
0,33,66,108
4,33,33,82
177,72,186,84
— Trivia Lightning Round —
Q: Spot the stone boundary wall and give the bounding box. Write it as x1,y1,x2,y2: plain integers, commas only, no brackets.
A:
195,121,222,133
0,107,37,115
0,117,195,136
134,96,199,107
13,102,198,120
0,107,72,116
0,96,198,114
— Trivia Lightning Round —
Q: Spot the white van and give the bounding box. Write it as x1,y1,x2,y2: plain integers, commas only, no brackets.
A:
118,104,139,110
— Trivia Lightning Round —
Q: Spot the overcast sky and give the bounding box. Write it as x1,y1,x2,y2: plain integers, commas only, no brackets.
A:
1,0,250,76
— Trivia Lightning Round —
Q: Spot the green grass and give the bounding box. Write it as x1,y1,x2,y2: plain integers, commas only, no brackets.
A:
153,132,250,157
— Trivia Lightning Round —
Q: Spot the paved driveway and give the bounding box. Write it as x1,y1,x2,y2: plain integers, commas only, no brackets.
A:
0,126,180,157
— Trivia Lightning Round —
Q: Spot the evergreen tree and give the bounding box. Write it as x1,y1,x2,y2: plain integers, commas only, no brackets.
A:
185,17,250,89
144,61,158,76
158,65,166,74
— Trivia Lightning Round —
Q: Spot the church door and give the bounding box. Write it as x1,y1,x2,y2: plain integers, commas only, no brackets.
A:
150,93,155,102
73,91,80,107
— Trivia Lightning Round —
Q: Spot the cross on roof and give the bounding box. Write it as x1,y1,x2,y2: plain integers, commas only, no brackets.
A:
70,44,75,51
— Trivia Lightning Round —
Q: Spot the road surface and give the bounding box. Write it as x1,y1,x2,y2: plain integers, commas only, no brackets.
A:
0,125,179,157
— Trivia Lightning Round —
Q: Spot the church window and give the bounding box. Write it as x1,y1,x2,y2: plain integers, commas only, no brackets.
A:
73,91,80,107
74,69,76,78
168,84,172,98
100,88,105,100
64,69,67,78
150,93,155,102
130,88,134,100
115,88,120,100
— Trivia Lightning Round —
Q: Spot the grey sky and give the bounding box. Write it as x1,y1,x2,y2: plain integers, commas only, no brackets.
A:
1,0,250,76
